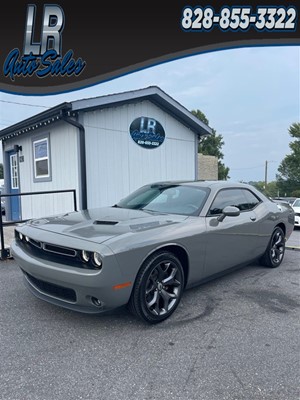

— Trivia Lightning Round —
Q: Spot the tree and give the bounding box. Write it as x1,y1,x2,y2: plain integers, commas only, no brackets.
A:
249,180,279,197
277,122,300,196
191,109,230,180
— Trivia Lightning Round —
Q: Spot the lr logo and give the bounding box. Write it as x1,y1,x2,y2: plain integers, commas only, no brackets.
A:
3,4,86,81
129,117,166,149
24,5,65,56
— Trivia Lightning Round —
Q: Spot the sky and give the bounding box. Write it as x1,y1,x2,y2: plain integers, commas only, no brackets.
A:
0,45,299,183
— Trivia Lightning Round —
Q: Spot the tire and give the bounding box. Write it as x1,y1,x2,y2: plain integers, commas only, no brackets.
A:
128,251,184,324
260,226,285,268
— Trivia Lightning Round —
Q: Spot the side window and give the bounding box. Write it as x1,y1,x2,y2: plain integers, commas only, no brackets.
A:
208,189,254,215
242,189,261,210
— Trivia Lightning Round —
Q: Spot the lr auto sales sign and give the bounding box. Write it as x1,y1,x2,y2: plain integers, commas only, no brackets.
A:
130,117,166,149
3,4,86,81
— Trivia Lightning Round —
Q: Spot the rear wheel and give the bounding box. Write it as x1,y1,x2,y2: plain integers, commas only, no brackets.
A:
128,251,184,323
260,227,285,268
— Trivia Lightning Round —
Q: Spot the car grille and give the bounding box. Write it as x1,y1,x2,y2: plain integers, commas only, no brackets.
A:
15,231,98,270
43,243,77,257
24,271,77,303
27,237,42,249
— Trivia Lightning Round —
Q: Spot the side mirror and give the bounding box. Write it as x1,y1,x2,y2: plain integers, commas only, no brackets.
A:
217,206,240,222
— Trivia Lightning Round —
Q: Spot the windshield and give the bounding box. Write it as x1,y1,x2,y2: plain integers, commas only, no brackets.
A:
116,184,209,216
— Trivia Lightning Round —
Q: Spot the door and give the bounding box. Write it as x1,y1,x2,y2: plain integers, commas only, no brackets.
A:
203,188,262,277
8,151,21,221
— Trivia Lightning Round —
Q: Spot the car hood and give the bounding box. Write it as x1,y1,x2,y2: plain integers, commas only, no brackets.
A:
27,207,188,244
293,206,300,213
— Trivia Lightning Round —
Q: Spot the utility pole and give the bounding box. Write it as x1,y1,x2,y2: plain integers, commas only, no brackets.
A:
264,160,268,189
264,160,276,191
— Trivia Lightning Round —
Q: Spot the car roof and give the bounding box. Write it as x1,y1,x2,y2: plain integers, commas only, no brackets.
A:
148,180,256,190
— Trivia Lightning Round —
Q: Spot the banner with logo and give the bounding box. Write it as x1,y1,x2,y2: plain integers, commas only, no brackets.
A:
1,0,299,94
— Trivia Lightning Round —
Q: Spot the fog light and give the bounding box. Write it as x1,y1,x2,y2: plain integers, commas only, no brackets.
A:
93,252,102,268
81,250,90,262
91,297,102,307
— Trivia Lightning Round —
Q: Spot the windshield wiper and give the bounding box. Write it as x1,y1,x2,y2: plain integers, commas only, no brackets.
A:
140,208,168,214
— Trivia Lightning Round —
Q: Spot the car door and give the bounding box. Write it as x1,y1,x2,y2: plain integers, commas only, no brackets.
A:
203,188,262,278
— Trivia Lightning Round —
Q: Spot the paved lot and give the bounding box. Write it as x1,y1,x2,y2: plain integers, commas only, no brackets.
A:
0,247,299,400
286,228,300,250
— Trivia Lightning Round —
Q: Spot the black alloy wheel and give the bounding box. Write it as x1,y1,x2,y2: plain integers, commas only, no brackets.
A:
129,251,184,323
260,226,285,268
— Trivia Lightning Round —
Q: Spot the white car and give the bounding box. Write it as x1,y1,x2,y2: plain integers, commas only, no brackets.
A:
292,198,300,227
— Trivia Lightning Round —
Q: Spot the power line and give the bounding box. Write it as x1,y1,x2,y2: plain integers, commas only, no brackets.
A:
231,160,278,171
0,99,50,108
230,165,265,170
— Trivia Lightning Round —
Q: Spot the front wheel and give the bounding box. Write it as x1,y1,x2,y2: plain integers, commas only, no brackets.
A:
128,251,184,324
260,227,285,268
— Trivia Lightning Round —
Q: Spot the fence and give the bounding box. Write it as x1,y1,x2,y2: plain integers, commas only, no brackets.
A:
0,189,77,260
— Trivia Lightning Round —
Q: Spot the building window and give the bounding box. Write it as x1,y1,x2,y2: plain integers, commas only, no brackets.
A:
32,135,51,181
10,154,19,189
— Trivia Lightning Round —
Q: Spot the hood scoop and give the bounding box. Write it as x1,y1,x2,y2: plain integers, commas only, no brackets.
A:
93,220,119,225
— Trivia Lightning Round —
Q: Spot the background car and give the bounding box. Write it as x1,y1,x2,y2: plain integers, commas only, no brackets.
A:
287,197,297,205
291,198,300,228
11,181,294,324
272,197,296,206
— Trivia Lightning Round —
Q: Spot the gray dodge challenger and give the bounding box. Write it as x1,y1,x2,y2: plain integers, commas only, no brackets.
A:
11,181,294,324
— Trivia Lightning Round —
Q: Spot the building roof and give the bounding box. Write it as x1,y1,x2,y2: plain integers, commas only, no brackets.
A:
0,86,212,140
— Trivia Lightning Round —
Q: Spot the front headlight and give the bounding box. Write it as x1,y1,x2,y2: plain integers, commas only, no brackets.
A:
92,252,102,268
81,250,90,263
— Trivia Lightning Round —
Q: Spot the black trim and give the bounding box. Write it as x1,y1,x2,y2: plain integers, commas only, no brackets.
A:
24,271,77,303
0,103,71,139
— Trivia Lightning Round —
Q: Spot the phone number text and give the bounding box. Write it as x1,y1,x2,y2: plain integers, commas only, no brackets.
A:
181,6,297,31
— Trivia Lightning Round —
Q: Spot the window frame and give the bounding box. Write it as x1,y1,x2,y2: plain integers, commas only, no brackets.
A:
32,133,52,182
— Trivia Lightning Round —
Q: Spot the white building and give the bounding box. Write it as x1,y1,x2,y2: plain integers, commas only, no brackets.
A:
0,86,211,221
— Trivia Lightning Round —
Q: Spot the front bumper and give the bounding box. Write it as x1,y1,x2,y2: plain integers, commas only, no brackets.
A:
294,215,300,227
11,240,133,314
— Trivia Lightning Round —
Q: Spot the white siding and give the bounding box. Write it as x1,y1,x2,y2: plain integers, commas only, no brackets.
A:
4,121,79,220
84,100,197,208
3,99,198,217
